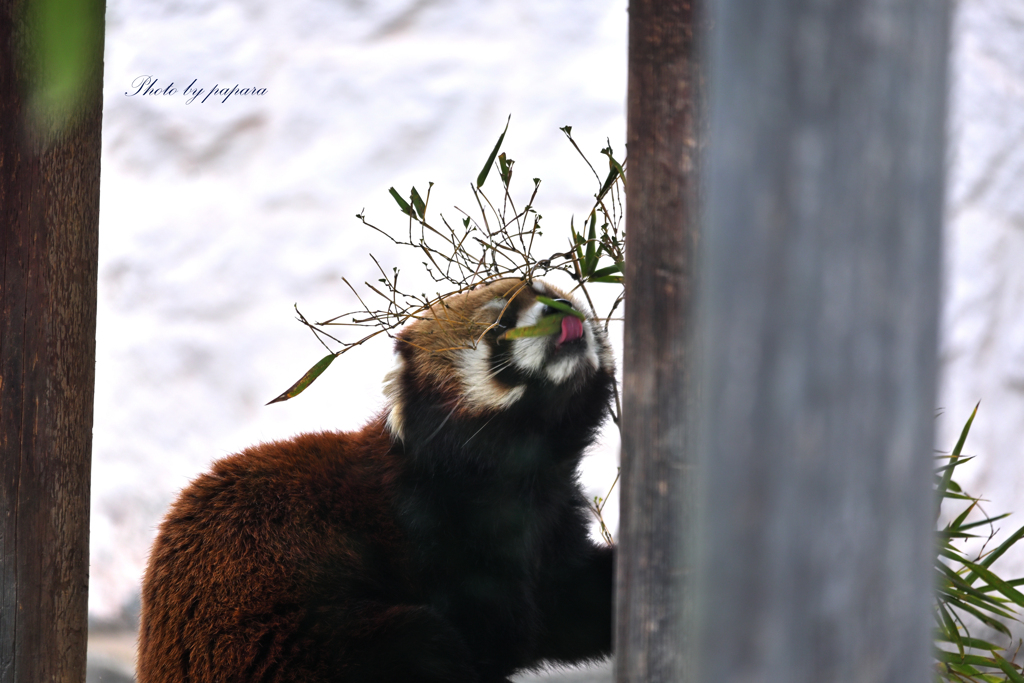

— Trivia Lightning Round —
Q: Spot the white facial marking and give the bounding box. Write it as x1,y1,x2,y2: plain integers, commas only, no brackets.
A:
457,342,526,411
508,295,607,385
509,301,548,374
382,360,406,441
581,320,601,371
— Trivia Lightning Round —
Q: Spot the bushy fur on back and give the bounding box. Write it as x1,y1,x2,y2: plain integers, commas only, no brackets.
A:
138,279,616,683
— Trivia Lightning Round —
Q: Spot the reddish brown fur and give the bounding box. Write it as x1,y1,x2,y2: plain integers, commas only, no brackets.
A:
139,426,406,682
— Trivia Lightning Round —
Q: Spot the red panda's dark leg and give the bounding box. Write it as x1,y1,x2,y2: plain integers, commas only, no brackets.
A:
531,544,615,665
314,602,486,683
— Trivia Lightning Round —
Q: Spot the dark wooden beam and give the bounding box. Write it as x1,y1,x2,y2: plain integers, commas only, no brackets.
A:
618,1,703,681
0,1,105,680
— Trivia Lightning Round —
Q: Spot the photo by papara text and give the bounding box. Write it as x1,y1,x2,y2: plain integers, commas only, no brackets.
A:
125,76,267,104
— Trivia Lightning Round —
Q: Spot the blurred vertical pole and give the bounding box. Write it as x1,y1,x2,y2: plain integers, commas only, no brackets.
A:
617,1,703,681
698,0,948,681
0,0,105,680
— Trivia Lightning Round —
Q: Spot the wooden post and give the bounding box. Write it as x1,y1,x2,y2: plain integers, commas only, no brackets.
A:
617,1,703,681
697,0,949,681
0,0,105,681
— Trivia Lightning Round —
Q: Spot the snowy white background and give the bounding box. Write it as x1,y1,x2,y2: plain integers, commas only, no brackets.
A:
92,0,1024,653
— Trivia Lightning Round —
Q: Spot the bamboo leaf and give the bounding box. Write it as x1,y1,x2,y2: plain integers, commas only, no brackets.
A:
935,650,1006,668
934,634,1005,651
992,653,1024,683
500,313,566,340
498,153,514,188
935,563,1003,607
590,262,624,279
596,167,617,202
935,457,977,477
389,187,413,216
583,212,597,275
569,217,585,267
978,578,1024,593
476,115,511,188
948,501,980,533
958,557,1024,608
267,354,337,405
956,514,1012,533
937,601,964,658
942,597,1014,636
597,146,626,199
976,523,1024,574
536,295,586,320
410,186,426,219
939,403,980,497
953,402,980,458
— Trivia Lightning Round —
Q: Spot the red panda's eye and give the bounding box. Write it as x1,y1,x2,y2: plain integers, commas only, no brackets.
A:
542,298,574,317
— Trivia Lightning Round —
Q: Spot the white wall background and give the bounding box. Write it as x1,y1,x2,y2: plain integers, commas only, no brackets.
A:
93,0,1024,647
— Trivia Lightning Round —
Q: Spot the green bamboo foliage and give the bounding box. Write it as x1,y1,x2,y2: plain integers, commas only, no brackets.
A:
272,122,626,404
936,405,1024,682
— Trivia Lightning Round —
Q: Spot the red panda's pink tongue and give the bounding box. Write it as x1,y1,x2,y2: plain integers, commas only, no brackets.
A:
557,315,584,346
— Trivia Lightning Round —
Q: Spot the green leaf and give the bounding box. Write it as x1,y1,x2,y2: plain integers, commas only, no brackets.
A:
410,186,426,219
569,217,586,269
498,153,514,188
267,354,338,405
935,457,976,477
583,212,597,275
975,523,1024,574
590,275,624,284
956,513,1012,533
939,403,980,496
979,578,1024,593
948,501,979,532
389,187,413,216
942,660,987,680
952,404,979,458
27,0,105,139
935,634,1005,651
536,295,586,320
935,649,1010,669
597,147,626,199
937,601,964,658
958,557,1024,608
935,562,1002,607
992,652,1024,683
596,167,618,202
942,596,1014,636
501,313,567,340
590,262,624,279
605,150,626,182
477,115,511,188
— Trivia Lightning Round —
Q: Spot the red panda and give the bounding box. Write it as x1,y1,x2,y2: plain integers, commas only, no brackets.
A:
137,278,617,683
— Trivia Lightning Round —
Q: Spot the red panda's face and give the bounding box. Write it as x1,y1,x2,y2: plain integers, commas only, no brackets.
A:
383,279,614,440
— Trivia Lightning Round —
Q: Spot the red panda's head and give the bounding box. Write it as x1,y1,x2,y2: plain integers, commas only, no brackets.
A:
383,279,615,442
